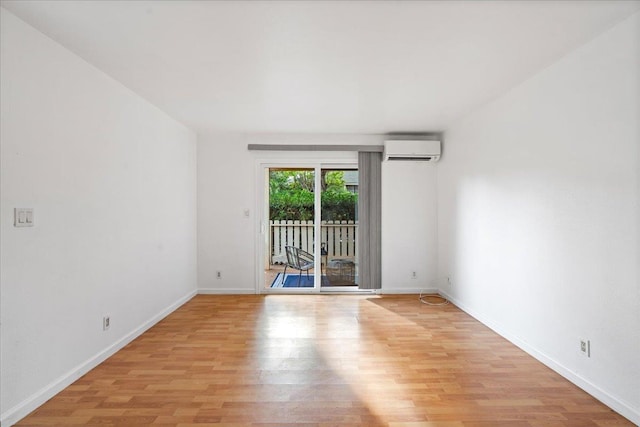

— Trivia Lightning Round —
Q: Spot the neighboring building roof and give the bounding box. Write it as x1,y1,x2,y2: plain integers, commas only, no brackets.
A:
343,171,358,187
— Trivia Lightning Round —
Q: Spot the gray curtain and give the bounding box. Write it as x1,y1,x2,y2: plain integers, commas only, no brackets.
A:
357,151,382,289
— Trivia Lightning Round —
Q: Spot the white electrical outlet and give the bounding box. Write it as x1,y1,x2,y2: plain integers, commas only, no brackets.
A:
580,339,590,357
216,271,222,279
103,316,110,331
411,271,417,279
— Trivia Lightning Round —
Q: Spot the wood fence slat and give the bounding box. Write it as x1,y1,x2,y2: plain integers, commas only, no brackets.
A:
347,220,355,256
272,220,276,256
268,220,357,264
308,220,314,254
321,221,327,257
271,220,277,258
338,221,347,257
327,220,335,258
293,220,300,249
279,220,287,259
300,220,307,253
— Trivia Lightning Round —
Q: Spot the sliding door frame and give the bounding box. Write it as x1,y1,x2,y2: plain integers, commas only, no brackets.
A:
255,158,361,294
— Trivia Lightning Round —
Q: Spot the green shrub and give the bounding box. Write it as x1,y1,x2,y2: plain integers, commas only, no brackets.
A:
270,190,315,221
270,189,357,221
321,190,357,221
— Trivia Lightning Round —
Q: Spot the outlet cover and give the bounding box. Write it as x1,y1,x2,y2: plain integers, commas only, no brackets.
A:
580,339,590,357
14,208,34,227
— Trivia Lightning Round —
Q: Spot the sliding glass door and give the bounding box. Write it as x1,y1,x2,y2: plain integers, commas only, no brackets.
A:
319,168,358,288
261,164,359,291
264,168,317,289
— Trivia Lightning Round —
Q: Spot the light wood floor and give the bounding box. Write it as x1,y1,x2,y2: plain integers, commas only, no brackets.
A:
18,295,632,426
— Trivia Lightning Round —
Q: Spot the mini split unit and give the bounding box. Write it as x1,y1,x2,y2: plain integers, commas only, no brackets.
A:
383,139,441,162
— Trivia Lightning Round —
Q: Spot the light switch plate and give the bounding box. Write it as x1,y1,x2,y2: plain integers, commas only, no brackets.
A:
14,208,34,227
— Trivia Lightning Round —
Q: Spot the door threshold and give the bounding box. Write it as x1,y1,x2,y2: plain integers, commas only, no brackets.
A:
321,287,373,294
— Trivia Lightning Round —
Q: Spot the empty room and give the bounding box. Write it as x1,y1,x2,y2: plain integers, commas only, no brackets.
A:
1,1,639,426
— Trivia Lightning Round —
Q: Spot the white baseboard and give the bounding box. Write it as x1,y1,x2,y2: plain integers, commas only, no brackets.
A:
199,287,440,295
1,289,197,427
439,290,639,425
379,287,439,295
198,288,256,294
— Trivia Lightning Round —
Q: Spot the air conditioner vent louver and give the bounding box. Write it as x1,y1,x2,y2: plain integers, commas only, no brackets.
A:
386,156,436,161
383,140,441,162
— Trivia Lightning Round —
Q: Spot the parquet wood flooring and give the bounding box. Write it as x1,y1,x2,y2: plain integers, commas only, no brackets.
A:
17,295,633,426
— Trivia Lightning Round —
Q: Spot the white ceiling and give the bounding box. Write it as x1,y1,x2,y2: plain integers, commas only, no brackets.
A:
2,1,639,135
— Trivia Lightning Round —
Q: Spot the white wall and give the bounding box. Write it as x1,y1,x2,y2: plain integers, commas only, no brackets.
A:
197,133,438,293
0,9,197,425
437,13,640,423
197,133,258,293
382,161,438,293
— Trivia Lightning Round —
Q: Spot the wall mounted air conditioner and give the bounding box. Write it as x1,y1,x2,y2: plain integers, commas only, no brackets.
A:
383,140,441,162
